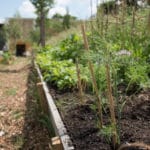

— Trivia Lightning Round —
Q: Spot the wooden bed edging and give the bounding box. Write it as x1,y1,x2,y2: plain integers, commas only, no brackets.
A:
34,62,74,150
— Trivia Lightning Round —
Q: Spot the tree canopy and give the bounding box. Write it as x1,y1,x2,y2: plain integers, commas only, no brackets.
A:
30,0,54,15
30,0,54,46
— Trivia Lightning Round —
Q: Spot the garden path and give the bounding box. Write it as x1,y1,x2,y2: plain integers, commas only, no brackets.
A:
0,57,51,150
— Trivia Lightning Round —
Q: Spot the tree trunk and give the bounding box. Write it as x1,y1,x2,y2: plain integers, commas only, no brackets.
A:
40,11,45,47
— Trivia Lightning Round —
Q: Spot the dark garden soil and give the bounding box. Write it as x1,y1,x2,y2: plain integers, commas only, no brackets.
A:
49,88,150,150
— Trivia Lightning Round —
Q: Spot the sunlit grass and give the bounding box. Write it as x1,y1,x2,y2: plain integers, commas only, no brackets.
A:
47,24,82,46
4,88,17,96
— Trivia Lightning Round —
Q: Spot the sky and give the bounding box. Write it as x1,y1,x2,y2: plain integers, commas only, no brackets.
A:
0,0,100,22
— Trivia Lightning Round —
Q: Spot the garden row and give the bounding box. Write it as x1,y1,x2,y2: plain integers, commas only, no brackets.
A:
36,8,150,150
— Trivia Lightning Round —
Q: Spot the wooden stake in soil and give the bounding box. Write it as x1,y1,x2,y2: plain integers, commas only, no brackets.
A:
37,82,49,114
147,11,150,33
51,136,63,150
120,0,127,49
100,3,104,36
81,23,103,127
90,0,94,32
75,58,85,104
131,5,136,38
96,0,100,29
105,64,118,148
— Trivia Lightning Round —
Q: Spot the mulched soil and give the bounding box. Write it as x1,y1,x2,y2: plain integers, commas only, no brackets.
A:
0,58,51,150
50,88,150,150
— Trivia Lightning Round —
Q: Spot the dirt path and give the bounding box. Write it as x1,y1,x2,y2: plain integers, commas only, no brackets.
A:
0,58,51,150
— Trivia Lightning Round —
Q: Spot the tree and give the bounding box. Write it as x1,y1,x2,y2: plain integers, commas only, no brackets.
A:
52,13,63,19
98,0,118,14
63,8,71,29
7,19,22,40
30,0,54,47
30,27,40,43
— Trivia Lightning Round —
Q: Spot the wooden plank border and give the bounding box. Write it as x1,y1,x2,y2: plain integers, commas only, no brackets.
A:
34,62,74,150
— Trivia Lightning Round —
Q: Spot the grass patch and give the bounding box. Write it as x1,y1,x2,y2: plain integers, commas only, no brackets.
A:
4,88,17,96
47,25,81,46
11,134,24,149
12,110,24,120
0,105,6,111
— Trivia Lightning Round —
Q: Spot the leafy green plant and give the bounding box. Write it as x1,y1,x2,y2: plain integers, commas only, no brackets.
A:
95,64,107,92
100,124,118,144
36,34,91,91
37,56,78,90
2,52,13,64
90,97,108,114
125,62,150,93
44,60,77,90
39,114,55,137
51,34,83,61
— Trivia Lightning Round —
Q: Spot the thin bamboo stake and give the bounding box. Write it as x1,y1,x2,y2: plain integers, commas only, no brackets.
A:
115,15,119,35
131,5,136,38
113,68,121,144
101,1,104,36
81,23,103,128
96,0,100,29
121,0,126,25
75,58,85,104
90,0,94,32
148,11,150,33
121,0,126,49
90,0,93,18
105,0,109,34
105,64,118,148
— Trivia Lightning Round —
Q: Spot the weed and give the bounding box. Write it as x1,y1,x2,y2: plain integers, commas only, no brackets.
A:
39,114,55,137
12,110,23,120
11,134,24,149
100,124,118,144
125,62,150,93
1,52,13,64
4,88,17,96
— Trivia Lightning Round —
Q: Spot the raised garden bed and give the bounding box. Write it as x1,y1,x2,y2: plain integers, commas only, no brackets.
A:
49,87,150,150
35,8,150,149
35,63,150,150
35,63,74,150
